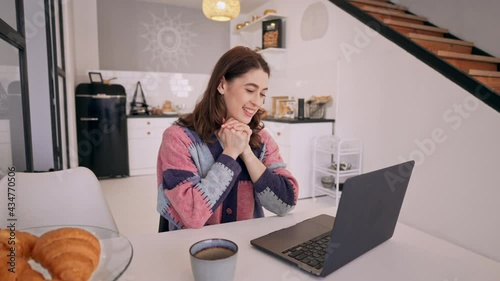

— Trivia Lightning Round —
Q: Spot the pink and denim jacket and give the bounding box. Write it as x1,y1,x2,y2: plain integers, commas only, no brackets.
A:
157,125,299,230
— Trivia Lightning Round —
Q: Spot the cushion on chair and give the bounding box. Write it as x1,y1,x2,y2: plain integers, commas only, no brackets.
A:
0,167,118,231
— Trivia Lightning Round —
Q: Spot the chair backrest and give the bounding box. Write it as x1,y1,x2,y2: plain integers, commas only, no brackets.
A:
0,167,117,231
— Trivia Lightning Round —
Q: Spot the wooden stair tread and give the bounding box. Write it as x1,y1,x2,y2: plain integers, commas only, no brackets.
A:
469,70,500,78
383,19,448,33
437,51,500,63
350,0,407,11
408,33,474,46
362,6,427,21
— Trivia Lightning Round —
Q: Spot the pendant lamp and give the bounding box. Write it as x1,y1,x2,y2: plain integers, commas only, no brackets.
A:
202,0,241,22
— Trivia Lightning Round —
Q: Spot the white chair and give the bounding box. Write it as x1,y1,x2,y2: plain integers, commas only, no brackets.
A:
0,167,118,231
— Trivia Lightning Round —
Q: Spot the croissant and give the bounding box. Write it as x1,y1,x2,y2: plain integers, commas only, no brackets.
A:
0,229,38,259
32,227,101,281
0,256,32,281
17,266,46,281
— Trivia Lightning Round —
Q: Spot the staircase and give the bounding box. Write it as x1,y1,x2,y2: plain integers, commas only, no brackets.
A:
346,0,500,93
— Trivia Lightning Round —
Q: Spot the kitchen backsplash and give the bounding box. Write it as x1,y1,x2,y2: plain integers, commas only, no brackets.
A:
89,69,335,119
94,70,209,115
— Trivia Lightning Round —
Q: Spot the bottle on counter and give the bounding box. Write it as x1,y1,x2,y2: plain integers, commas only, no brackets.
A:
298,98,305,120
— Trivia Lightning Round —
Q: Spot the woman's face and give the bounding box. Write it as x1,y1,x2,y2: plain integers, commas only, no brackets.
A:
219,68,269,124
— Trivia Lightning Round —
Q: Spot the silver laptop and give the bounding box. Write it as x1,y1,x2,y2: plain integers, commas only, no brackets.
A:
250,161,415,277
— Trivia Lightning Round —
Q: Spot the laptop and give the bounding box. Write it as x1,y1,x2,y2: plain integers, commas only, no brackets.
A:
250,161,415,277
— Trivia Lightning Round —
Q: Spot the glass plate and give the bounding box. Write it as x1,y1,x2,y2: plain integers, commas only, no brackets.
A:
20,225,133,281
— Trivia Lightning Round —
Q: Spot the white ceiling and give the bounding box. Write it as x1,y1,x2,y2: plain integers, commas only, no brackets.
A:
137,0,271,14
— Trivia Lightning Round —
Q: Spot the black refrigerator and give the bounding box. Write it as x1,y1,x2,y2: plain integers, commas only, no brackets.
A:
75,83,129,178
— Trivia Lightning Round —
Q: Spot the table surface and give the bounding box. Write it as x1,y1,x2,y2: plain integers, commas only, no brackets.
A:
121,207,500,281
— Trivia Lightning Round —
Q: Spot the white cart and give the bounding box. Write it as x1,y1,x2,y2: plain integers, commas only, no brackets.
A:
312,135,363,207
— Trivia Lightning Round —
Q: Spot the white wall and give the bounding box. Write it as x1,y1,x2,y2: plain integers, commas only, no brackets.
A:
330,3,500,262
72,0,100,84
232,0,500,262
397,0,500,57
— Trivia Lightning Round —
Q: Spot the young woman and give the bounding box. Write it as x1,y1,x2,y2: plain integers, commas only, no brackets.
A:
157,46,298,230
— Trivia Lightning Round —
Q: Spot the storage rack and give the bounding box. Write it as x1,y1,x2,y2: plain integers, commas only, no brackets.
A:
312,135,363,206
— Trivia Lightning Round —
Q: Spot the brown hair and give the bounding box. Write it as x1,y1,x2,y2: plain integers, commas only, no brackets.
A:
176,46,270,149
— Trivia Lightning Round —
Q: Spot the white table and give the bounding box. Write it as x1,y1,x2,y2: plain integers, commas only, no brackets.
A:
121,207,500,281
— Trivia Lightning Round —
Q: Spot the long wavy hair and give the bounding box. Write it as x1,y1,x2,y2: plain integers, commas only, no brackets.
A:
176,46,270,149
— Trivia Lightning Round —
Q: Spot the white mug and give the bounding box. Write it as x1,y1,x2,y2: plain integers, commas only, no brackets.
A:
189,238,238,281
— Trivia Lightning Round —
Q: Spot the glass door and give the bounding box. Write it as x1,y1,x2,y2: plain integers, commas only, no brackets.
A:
0,0,33,176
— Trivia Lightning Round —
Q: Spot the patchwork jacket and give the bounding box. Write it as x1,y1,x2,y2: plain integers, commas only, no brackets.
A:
157,125,299,230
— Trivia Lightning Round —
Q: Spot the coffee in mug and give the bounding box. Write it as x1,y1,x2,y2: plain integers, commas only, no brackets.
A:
194,246,235,260
189,238,238,281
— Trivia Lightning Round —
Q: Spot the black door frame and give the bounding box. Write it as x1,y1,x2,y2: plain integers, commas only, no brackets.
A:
44,0,69,170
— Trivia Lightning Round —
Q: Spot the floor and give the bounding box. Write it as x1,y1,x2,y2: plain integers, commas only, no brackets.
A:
99,174,337,238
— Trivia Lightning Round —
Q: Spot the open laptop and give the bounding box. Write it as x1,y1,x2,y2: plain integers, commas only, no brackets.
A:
251,161,415,277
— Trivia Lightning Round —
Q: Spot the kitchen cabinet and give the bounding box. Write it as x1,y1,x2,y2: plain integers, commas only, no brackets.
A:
263,119,334,199
312,136,363,206
127,117,177,176
0,120,12,176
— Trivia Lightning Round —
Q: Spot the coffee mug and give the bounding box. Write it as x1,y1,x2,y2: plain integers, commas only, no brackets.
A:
189,238,238,281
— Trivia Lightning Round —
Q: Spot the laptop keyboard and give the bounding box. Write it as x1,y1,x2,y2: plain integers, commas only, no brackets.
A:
281,232,331,269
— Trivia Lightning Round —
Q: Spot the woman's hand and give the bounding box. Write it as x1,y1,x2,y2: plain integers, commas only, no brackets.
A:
219,118,266,182
218,118,251,160
221,118,252,135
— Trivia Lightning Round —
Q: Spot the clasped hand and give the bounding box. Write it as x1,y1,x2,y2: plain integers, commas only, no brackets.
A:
217,118,252,160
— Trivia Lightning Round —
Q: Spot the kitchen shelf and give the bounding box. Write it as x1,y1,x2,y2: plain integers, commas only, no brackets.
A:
314,147,361,155
257,47,286,54
314,184,341,199
315,166,361,178
235,14,287,52
312,135,363,207
237,14,287,33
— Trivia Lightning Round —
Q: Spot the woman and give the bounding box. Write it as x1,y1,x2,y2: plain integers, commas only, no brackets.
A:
157,46,298,230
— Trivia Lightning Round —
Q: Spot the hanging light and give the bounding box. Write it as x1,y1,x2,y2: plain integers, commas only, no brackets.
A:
202,0,241,22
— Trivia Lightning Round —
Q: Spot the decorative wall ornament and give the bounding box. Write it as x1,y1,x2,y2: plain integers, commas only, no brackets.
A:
301,2,329,41
141,9,197,69
202,0,240,21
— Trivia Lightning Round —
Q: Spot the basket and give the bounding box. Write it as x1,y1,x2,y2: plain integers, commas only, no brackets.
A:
308,103,325,119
